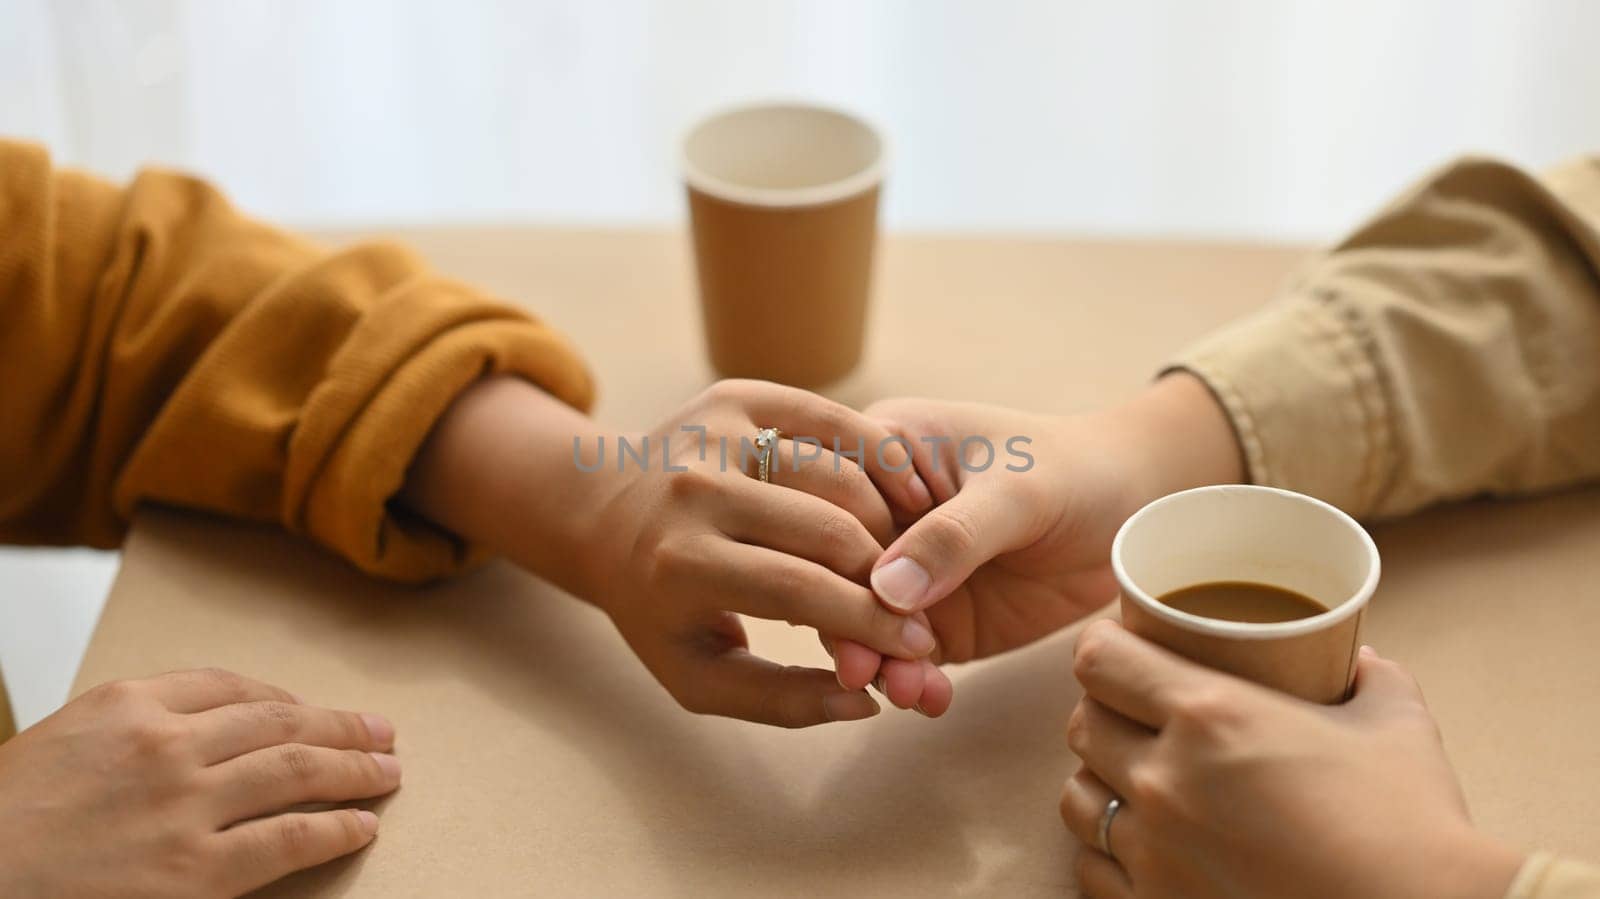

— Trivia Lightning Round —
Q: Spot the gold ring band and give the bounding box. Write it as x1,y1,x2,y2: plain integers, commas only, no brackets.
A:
754,427,781,483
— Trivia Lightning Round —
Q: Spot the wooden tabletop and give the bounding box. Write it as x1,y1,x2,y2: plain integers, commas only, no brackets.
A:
75,229,1600,896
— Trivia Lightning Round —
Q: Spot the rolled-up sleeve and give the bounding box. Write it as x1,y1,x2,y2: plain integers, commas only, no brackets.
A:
0,140,595,582
1506,853,1600,899
1173,154,1600,519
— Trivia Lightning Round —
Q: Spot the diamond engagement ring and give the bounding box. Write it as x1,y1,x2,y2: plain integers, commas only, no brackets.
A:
753,427,781,483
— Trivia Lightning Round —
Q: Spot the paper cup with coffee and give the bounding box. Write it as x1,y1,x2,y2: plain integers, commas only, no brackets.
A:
1110,485,1381,704
682,102,884,387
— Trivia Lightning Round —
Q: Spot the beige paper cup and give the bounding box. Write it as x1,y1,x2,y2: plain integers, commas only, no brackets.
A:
1111,485,1381,704
682,102,884,387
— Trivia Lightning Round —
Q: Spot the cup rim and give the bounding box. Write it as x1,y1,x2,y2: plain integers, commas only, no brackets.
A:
680,100,887,209
1110,485,1381,641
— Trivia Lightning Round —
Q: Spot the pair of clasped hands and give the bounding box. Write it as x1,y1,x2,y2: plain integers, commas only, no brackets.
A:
0,374,1524,899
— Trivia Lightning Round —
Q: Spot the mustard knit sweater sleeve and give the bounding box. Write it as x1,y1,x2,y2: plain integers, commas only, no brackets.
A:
0,140,595,582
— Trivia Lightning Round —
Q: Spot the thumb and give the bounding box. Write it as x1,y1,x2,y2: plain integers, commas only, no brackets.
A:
1346,645,1428,715
869,484,1036,613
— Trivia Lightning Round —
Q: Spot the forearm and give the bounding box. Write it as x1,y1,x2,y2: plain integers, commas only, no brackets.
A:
400,376,613,597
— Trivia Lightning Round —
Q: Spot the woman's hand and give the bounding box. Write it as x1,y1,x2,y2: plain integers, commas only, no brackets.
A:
404,377,941,728
829,373,1245,704
1059,620,1525,899
0,669,400,898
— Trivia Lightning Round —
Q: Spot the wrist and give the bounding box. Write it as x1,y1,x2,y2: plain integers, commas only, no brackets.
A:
1103,371,1246,505
399,376,616,598
1410,829,1526,899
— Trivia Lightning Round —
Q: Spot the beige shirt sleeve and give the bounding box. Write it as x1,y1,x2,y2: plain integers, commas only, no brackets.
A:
1175,154,1600,519
1506,853,1600,899
1171,154,1600,899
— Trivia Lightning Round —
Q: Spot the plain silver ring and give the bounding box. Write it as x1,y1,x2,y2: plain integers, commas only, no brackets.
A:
1096,796,1122,860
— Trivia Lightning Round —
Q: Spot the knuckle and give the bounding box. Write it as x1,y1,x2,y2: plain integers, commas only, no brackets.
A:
1126,761,1173,809
88,677,145,708
151,833,212,888
274,814,317,859
1169,687,1242,732
197,667,248,700
255,701,302,741
756,666,812,729
352,749,386,783
336,808,369,845
815,513,865,559
923,505,982,556
666,468,719,501
339,711,372,746
129,720,187,759
278,744,319,784
1072,628,1111,682
1064,704,1090,753
766,562,814,604
646,536,692,582
700,379,750,406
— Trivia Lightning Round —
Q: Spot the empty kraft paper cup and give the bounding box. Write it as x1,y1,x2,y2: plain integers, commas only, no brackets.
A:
1111,485,1381,704
682,102,884,387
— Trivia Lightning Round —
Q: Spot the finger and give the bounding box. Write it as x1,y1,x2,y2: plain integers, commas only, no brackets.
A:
1059,766,1119,853
874,657,926,710
1077,846,1135,899
869,481,1043,613
684,648,880,728
666,537,938,660
732,380,934,516
206,744,402,825
144,668,299,713
212,808,379,896
767,441,895,546
1064,699,1155,800
190,701,395,765
915,660,955,717
831,638,882,691
1345,645,1431,720
1072,619,1240,729
870,413,961,506
1061,768,1138,898
717,475,883,582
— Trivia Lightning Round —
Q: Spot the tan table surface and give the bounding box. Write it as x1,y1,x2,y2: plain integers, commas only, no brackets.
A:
75,229,1600,896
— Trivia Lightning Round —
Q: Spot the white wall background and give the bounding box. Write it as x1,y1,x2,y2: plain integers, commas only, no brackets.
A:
3,0,1599,728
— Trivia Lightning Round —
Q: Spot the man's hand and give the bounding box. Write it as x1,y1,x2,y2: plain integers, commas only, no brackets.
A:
0,669,400,898
829,373,1246,707
1059,621,1525,899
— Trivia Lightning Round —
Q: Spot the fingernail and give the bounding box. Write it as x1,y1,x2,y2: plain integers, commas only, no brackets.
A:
361,713,395,748
906,473,933,510
289,693,306,704
354,809,379,835
823,692,880,722
913,701,932,718
370,752,402,780
1359,644,1377,659
872,557,930,611
901,617,936,656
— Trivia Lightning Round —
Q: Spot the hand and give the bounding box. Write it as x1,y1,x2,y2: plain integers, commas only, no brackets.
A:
404,377,941,728
829,373,1246,706
0,669,400,898
1058,620,1525,899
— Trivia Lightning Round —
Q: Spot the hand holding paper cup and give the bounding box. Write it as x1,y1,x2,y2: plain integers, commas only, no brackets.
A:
1111,485,1381,704
682,102,884,387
